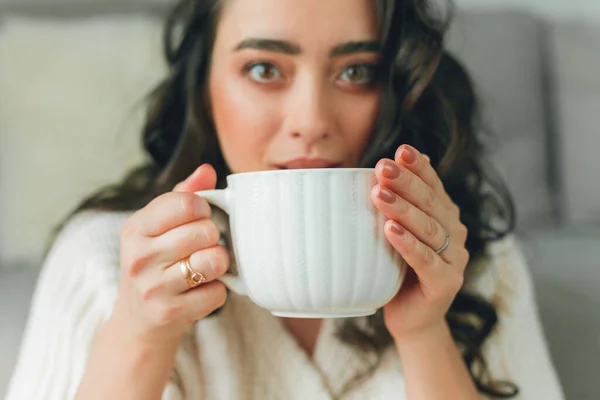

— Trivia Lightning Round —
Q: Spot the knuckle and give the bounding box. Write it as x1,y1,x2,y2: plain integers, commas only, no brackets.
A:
406,234,419,253
415,157,427,173
140,282,163,302
211,246,230,275
422,189,437,213
400,171,413,192
423,244,436,265
461,248,471,265
461,224,469,237
201,220,221,246
120,217,139,239
396,200,410,218
151,192,176,212
452,203,461,217
128,252,154,276
425,217,438,239
197,198,212,218
449,273,465,293
212,283,228,307
179,194,199,220
197,283,228,319
457,223,468,241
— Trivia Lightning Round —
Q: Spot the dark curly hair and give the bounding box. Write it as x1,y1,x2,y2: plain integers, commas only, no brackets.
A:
66,0,518,397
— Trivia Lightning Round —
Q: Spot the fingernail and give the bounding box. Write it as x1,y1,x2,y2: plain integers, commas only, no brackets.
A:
390,221,405,237
400,146,417,165
377,187,396,204
382,160,400,179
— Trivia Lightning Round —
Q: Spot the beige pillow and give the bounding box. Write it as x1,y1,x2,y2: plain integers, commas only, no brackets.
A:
0,15,166,265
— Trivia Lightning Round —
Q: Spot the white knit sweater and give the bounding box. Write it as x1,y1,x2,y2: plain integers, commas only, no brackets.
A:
6,212,564,400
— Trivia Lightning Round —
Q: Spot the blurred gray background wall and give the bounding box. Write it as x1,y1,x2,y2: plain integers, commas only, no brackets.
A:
0,0,598,399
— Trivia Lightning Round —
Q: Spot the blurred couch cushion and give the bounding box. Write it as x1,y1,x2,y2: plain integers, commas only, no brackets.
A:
548,19,600,226
0,15,165,264
446,11,555,228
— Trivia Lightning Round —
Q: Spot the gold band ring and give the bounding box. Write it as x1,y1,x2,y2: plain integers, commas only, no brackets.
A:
180,257,206,288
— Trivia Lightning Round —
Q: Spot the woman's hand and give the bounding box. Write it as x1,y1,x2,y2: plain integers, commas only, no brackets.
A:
371,145,470,342
115,164,229,348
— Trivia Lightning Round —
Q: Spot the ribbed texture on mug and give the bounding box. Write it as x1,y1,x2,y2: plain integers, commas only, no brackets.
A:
230,170,402,313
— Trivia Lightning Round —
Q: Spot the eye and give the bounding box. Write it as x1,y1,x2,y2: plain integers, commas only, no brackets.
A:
246,62,282,83
339,64,377,85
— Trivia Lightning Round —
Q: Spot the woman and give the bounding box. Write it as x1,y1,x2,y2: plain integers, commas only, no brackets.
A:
7,0,563,399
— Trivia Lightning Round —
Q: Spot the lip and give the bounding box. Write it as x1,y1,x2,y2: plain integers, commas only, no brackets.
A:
276,157,342,169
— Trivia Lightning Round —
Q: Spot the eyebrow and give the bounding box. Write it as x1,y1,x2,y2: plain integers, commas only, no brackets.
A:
330,41,381,56
235,38,301,54
234,38,381,56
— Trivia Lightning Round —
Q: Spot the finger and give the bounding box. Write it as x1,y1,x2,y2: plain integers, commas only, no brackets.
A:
151,281,228,327
179,280,228,324
162,246,230,295
383,220,453,297
371,184,450,260
127,192,212,237
375,158,449,226
174,164,218,193
173,181,187,192
153,218,221,268
395,145,451,203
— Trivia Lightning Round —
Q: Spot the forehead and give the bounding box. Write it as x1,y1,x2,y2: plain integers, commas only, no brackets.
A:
216,0,379,47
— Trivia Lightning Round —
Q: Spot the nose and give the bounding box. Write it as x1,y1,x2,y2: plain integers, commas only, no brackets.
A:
285,79,332,144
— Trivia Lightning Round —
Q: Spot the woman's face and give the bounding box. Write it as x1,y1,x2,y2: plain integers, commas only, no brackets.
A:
208,0,381,173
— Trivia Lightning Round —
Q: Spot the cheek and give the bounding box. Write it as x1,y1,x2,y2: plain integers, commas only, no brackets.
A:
338,92,380,160
209,74,281,172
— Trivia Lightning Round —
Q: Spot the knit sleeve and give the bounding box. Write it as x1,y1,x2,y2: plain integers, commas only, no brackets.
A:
5,213,185,400
472,236,565,400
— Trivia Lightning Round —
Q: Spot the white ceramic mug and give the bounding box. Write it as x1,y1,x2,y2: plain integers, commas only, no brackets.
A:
195,168,404,318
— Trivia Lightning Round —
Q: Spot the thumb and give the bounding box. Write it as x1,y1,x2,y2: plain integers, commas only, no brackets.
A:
173,164,218,193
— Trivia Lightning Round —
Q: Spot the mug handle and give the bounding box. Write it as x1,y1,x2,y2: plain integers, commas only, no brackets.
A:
194,189,248,295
